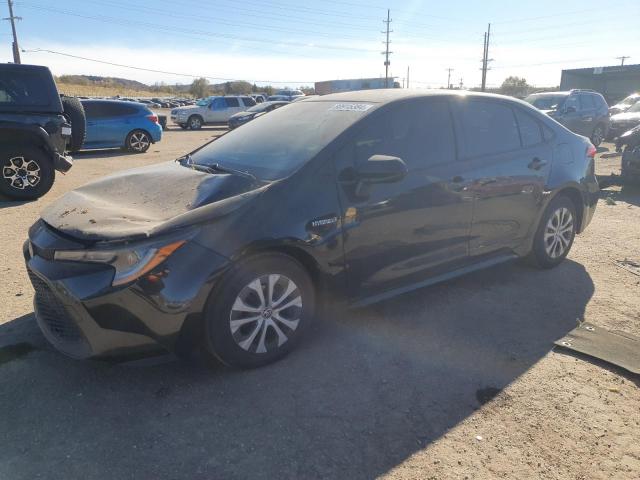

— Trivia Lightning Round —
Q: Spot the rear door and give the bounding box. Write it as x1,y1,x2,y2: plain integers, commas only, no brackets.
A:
578,93,597,135
450,98,552,256
336,98,474,300
561,95,586,135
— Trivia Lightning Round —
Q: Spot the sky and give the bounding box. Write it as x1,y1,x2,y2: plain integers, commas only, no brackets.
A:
2,0,639,89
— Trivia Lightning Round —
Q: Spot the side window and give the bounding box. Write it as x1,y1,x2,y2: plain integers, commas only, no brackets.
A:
212,98,226,110
241,97,256,107
564,95,580,112
81,102,99,119
113,104,138,116
579,94,595,110
225,97,240,108
514,109,543,147
452,99,521,158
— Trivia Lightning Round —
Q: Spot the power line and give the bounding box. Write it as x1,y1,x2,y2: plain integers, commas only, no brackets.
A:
22,48,317,85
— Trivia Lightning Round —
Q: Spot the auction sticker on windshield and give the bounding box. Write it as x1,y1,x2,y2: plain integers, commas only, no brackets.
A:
330,103,374,112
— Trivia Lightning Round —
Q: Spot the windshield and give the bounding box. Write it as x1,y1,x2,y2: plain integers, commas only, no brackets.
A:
196,99,210,106
524,94,567,110
620,95,639,105
628,102,640,113
189,101,374,180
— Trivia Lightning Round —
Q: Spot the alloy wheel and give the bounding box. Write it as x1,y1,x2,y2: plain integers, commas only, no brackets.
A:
544,207,574,258
189,117,202,129
129,132,150,152
592,126,603,146
2,156,41,190
229,274,302,354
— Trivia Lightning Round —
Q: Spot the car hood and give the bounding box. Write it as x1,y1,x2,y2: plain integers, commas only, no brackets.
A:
173,105,201,113
611,112,640,122
41,161,268,242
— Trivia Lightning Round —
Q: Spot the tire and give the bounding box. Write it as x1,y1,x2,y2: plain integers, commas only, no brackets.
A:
0,146,55,200
61,96,86,152
188,115,203,130
203,253,316,369
528,195,577,269
590,123,605,147
125,130,151,153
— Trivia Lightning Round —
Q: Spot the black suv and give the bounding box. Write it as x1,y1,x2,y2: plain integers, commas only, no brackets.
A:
0,64,85,200
524,89,609,147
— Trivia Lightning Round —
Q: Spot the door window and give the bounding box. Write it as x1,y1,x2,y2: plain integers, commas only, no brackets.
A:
579,94,595,110
514,109,543,147
564,96,580,112
225,97,240,107
212,98,226,110
452,99,521,158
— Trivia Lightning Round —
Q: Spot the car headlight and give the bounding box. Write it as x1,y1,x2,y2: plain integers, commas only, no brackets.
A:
54,240,185,286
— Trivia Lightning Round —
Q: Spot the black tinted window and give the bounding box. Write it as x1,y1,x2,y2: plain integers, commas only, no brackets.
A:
225,97,240,107
0,71,51,106
514,109,543,147
82,102,139,118
579,94,595,109
453,99,520,158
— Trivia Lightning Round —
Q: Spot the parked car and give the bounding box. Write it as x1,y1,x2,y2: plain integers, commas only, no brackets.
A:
267,95,289,102
0,64,85,200
138,99,161,108
274,89,305,101
607,102,640,140
608,93,640,115
171,96,256,129
615,124,640,184
80,100,162,153
24,90,598,368
524,89,609,146
228,100,289,129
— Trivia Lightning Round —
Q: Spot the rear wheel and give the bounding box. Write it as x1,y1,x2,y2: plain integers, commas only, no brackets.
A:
528,195,577,269
0,146,54,200
125,130,151,153
203,253,315,369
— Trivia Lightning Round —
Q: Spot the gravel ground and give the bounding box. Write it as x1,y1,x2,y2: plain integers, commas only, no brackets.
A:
0,135,638,480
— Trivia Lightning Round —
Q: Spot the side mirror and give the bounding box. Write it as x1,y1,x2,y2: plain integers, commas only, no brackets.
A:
356,155,408,184
564,105,576,114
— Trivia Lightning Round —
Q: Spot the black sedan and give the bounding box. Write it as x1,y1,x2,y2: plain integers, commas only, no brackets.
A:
228,100,289,129
24,90,599,368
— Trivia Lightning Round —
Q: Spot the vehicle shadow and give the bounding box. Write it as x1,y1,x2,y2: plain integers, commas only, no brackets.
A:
0,259,593,480
600,183,640,207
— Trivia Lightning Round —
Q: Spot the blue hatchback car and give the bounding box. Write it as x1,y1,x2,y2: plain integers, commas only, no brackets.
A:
80,100,162,153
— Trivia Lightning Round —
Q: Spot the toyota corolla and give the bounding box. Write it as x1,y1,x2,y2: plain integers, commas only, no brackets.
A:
24,90,599,368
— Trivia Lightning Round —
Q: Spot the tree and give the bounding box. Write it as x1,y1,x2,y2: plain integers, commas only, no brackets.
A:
190,77,209,98
499,76,531,98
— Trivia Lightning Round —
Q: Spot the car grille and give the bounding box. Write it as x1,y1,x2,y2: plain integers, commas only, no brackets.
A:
28,270,84,343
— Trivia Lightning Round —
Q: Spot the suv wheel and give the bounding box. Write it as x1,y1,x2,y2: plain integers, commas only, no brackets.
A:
126,130,151,153
0,146,54,200
188,115,203,130
528,195,577,269
203,253,315,369
591,124,605,147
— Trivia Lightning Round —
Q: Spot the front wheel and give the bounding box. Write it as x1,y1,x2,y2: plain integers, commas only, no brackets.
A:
126,130,151,153
0,146,55,200
528,195,577,269
188,115,203,130
203,253,315,369
591,124,605,147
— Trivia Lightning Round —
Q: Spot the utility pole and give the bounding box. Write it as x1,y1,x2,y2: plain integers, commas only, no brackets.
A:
459,77,464,90
406,65,410,89
3,0,21,63
615,56,630,66
381,9,393,88
446,68,454,89
480,23,491,91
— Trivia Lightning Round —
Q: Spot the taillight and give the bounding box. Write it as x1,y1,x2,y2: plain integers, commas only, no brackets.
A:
147,114,159,124
586,144,597,158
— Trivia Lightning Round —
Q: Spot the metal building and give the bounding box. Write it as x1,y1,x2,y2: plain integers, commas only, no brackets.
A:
560,64,640,104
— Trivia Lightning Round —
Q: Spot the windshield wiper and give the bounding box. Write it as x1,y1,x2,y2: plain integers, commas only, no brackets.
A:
176,154,258,182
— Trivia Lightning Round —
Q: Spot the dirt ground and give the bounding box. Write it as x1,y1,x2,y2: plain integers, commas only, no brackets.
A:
0,130,638,480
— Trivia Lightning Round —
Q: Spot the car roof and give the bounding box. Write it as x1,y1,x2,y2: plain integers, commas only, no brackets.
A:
306,89,526,104
80,99,148,108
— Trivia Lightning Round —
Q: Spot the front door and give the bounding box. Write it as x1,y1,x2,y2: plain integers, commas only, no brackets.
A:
336,98,474,301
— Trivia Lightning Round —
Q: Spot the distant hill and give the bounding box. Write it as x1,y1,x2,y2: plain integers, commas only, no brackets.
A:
56,75,151,90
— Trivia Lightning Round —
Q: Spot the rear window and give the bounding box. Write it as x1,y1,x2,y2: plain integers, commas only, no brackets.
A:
452,99,521,158
0,71,52,107
579,95,595,109
524,94,567,111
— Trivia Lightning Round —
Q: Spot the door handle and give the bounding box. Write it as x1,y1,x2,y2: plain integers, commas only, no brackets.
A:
528,157,548,170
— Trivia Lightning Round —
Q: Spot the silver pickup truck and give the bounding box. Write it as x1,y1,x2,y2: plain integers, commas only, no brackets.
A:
171,96,256,129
